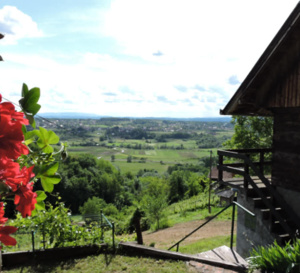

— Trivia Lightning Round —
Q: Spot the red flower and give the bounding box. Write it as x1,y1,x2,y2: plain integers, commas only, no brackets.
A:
0,225,17,246
0,96,29,159
6,164,35,192
0,202,7,225
14,182,37,218
0,158,34,192
0,202,17,247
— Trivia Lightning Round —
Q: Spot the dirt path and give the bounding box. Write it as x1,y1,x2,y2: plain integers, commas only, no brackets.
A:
142,220,235,249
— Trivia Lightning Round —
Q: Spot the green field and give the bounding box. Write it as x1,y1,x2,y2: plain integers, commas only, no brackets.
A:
67,145,219,174
55,118,233,175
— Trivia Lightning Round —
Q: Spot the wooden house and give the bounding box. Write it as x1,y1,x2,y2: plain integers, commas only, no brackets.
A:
217,2,300,257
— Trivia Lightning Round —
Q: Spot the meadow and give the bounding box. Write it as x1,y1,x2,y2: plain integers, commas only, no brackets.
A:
67,142,220,174
45,117,233,174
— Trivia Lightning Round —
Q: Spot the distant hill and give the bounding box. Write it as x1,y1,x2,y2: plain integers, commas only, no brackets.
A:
40,112,105,119
39,112,232,122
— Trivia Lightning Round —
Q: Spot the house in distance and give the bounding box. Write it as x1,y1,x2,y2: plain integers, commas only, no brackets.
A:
217,2,300,257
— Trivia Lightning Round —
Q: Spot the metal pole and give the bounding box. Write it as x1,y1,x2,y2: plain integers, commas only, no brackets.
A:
168,203,232,251
101,210,104,242
31,231,35,252
112,222,115,251
230,203,236,250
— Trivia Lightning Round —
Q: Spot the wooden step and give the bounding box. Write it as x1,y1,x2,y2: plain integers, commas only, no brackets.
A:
270,220,297,234
261,208,283,220
196,245,248,267
253,196,272,209
277,233,292,245
246,187,269,198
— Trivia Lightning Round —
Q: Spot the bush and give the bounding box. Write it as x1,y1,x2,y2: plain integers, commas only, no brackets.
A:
79,197,106,215
247,239,300,273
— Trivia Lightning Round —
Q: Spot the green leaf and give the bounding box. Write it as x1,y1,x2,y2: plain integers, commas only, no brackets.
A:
22,124,27,135
34,191,47,212
37,162,61,192
21,83,29,97
23,87,40,109
36,190,47,202
26,103,41,116
35,201,46,211
36,127,60,153
40,174,61,192
19,85,41,124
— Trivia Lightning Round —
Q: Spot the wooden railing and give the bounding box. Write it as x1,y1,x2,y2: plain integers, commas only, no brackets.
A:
217,148,300,238
218,148,272,190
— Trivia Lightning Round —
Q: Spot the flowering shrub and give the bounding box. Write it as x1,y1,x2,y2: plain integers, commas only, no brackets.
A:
0,84,65,248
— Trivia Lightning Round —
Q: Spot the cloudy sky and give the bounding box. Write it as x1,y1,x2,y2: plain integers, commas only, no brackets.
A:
0,0,299,117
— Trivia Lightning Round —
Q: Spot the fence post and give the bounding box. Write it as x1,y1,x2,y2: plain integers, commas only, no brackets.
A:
101,210,104,242
31,230,35,252
112,222,115,251
218,153,223,181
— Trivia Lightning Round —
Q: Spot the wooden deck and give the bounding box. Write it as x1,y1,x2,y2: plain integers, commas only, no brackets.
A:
220,176,271,191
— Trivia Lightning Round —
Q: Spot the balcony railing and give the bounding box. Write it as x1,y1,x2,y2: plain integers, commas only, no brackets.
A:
217,148,272,191
217,148,300,238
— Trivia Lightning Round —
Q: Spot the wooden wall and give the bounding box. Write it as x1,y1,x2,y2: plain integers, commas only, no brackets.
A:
272,109,300,191
267,60,300,108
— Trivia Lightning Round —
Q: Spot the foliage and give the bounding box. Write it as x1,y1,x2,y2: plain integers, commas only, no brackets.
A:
247,239,300,273
0,84,64,248
167,163,207,175
223,116,273,149
79,197,107,215
196,133,224,148
7,202,103,250
140,177,169,230
56,155,124,213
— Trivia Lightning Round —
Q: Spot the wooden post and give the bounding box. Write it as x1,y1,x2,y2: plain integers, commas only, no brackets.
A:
218,153,223,182
132,208,143,245
244,154,249,191
208,150,212,214
259,151,264,175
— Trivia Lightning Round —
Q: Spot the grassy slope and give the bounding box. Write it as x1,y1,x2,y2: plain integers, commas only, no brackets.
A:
3,255,191,273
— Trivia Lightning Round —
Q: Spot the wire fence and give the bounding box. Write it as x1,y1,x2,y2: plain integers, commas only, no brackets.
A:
2,214,115,253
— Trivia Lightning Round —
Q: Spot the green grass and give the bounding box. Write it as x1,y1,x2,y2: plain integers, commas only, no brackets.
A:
112,161,169,174
3,254,190,273
178,235,236,254
167,203,235,227
67,145,219,175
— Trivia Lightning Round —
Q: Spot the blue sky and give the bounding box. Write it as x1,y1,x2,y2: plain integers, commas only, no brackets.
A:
0,0,299,117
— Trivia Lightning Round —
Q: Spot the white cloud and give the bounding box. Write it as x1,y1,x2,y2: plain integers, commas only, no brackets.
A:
0,6,43,44
1,1,299,117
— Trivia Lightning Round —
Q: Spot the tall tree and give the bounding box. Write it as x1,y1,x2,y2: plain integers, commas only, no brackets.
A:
141,177,169,230
223,116,273,149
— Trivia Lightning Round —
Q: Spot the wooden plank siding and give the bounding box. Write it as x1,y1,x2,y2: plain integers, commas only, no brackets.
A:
272,110,300,192
267,60,300,108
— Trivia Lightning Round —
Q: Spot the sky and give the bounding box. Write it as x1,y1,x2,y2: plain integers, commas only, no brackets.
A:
0,0,299,118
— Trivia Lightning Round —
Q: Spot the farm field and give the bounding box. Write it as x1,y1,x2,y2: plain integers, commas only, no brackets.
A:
41,118,233,174
67,145,219,174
